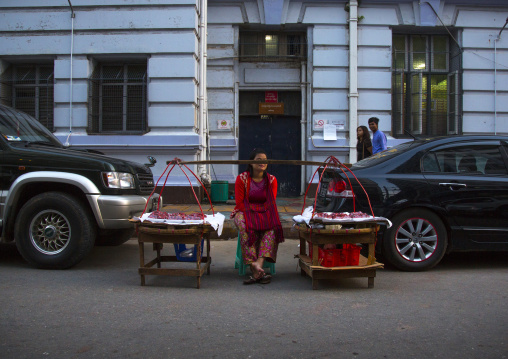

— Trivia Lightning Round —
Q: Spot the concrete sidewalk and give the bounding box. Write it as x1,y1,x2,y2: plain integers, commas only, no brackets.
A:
161,196,311,239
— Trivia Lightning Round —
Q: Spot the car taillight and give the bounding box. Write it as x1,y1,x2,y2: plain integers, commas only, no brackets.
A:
327,179,353,198
329,179,346,193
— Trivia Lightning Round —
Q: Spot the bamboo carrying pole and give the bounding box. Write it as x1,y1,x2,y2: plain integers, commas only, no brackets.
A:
167,159,352,167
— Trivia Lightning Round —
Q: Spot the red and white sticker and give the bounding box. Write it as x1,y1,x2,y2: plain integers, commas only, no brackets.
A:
313,119,327,129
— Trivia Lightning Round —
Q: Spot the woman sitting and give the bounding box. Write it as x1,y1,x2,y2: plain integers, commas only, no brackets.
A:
230,148,284,284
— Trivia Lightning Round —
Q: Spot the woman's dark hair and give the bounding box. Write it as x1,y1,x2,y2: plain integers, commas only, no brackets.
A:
357,125,371,141
247,148,268,177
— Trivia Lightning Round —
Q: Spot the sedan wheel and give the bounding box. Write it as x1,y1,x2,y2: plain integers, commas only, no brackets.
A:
384,209,447,271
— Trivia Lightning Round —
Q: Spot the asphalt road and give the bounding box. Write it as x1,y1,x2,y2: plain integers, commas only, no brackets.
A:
1,238,507,359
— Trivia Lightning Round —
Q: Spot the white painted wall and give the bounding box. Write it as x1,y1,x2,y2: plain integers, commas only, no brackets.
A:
0,0,203,184
303,6,350,165
458,7,508,134
205,0,508,182
206,20,237,181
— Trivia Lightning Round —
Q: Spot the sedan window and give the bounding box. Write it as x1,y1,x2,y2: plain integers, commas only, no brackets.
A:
422,144,507,175
353,140,420,168
484,156,508,175
422,152,440,172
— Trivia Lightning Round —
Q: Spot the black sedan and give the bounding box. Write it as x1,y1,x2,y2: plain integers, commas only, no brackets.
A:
316,135,508,271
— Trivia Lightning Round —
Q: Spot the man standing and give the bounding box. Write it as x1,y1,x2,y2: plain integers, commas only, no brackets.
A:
368,117,387,154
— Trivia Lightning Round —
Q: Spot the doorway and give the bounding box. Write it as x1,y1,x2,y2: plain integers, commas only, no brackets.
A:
239,114,301,197
239,90,302,197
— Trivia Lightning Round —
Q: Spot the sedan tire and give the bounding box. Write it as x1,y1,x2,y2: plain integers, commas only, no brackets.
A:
14,192,97,269
383,209,447,271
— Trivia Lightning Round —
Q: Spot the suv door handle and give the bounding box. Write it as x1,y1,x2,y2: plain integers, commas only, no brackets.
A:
439,183,467,191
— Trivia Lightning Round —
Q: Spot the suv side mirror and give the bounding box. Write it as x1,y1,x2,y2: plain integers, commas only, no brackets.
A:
145,156,157,167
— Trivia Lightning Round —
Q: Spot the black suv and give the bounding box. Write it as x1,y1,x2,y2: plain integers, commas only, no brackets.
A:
0,105,159,268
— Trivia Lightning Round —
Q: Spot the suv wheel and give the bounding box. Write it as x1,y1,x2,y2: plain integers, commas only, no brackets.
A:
383,209,447,271
15,192,97,269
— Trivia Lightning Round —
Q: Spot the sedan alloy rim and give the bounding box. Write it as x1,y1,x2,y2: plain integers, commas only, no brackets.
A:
395,217,438,262
30,210,71,255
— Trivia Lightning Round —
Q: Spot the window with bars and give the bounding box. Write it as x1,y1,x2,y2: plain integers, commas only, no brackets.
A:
239,32,307,62
392,34,461,137
0,64,54,130
88,63,147,134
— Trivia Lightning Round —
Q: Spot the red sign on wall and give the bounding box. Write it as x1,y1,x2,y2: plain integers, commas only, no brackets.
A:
265,91,278,103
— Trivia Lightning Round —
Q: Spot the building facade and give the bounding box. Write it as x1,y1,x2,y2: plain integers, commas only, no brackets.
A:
1,0,507,199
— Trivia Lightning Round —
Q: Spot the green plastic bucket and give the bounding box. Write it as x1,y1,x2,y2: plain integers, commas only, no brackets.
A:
210,180,229,203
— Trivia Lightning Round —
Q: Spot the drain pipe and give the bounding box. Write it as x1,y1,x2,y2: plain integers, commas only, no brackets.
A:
204,0,210,180
301,61,307,195
198,0,211,184
65,0,75,147
348,1,359,162
494,17,508,135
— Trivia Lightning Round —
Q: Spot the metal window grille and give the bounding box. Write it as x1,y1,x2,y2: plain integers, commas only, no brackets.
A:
391,34,461,138
239,32,307,62
88,63,147,134
0,64,54,130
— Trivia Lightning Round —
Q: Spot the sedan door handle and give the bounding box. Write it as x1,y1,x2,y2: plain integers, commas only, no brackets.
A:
439,182,467,190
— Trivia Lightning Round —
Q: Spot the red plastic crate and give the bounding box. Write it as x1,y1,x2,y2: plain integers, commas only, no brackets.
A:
318,247,347,267
344,244,361,266
308,243,361,267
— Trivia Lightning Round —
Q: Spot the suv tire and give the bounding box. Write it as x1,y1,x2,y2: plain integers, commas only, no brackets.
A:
14,192,97,269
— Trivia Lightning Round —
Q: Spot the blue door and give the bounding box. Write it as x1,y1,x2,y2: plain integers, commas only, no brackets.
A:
239,115,301,197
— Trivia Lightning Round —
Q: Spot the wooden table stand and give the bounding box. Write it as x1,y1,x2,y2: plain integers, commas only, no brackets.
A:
296,224,384,290
136,225,212,289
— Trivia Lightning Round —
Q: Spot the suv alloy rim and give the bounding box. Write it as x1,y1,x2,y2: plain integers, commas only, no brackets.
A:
395,217,438,262
30,210,71,255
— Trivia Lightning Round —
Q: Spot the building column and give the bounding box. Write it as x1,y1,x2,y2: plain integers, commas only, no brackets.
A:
348,0,359,163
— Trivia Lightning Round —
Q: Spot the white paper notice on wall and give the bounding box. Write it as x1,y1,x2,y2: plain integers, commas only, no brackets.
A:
323,124,337,141
331,120,345,130
313,118,328,130
217,120,231,130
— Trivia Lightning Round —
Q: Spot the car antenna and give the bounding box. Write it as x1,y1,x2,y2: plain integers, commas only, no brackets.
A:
404,129,417,140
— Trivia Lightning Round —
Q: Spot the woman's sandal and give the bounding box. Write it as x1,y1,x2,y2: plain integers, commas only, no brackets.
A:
243,274,271,285
243,276,258,285
259,274,271,284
